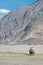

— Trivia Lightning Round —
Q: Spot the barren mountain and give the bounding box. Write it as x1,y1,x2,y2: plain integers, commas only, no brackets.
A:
0,0,43,44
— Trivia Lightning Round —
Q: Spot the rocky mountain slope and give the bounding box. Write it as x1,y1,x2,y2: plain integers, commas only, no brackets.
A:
0,0,43,44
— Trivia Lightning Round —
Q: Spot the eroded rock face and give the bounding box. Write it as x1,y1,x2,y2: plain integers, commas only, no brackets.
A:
0,0,43,44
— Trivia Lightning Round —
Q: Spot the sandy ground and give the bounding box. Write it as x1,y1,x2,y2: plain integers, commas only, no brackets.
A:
0,53,43,65
0,45,43,54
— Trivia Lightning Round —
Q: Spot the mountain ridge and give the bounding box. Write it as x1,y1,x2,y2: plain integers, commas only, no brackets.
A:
0,0,43,44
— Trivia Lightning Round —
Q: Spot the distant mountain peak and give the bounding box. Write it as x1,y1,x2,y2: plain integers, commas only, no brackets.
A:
0,0,43,45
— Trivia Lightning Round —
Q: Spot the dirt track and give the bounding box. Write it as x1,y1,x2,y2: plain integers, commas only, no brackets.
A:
0,53,43,65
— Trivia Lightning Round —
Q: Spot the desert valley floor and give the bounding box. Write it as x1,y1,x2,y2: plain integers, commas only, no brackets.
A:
0,53,43,65
0,45,43,65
